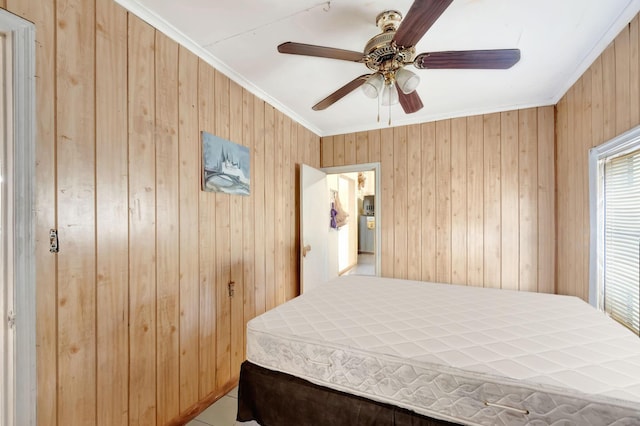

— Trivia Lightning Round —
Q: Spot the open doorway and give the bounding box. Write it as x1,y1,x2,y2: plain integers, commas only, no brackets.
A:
321,163,380,277
299,162,380,293
330,170,376,276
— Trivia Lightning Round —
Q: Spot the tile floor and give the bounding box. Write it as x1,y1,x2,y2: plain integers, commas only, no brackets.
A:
187,387,259,426
343,253,375,276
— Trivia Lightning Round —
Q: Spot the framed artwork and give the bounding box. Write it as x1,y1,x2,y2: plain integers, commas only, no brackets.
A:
201,131,250,196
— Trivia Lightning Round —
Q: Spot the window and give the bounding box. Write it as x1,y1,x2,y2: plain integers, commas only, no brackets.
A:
589,126,640,335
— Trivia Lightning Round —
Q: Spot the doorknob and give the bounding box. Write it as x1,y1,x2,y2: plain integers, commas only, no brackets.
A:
302,244,311,257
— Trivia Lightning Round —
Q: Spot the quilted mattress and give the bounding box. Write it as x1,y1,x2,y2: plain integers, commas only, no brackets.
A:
246,275,640,425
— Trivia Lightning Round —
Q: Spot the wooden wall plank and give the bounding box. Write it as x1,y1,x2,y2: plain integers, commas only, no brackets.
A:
6,0,58,423
356,132,368,164
313,129,321,167
128,15,156,426
304,127,312,166
556,96,569,296
537,106,555,294
500,111,519,291
420,122,436,282
305,128,316,168
450,118,467,285
483,113,501,288
466,115,484,286
573,83,584,300
229,80,245,382
197,59,217,398
368,129,381,163
602,44,617,141
380,128,394,276
636,14,640,127
96,2,128,423
242,88,256,357
615,25,631,134
253,98,266,316
406,124,422,281
274,111,285,306
321,136,334,167
344,133,356,165
177,46,200,412
214,70,232,390
630,16,640,125
155,32,180,425
302,128,309,166
333,134,345,166
591,57,604,148
263,105,276,310
435,120,452,283
282,119,294,301
56,0,97,424
565,82,579,298
579,71,592,301
518,108,538,292
393,126,408,279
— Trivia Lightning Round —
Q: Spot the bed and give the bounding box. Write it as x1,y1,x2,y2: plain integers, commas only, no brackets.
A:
237,275,640,425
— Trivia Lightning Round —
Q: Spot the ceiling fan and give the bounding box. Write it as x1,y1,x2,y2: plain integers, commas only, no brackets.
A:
277,0,521,115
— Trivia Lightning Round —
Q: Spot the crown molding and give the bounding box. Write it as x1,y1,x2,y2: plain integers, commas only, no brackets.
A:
114,0,324,136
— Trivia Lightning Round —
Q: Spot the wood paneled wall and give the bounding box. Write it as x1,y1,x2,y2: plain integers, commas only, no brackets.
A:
5,0,319,424
322,108,556,292
556,14,640,300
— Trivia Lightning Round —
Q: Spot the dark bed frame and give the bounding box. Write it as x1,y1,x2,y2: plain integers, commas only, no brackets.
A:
237,361,462,426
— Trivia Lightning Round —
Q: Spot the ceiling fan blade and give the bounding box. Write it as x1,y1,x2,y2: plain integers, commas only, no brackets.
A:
393,0,453,48
397,87,424,114
414,49,521,69
278,42,365,62
312,75,371,111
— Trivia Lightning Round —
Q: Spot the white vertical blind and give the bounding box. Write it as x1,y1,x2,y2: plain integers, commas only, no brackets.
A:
603,150,640,335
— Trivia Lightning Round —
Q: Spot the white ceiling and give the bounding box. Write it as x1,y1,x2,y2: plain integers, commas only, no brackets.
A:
117,0,640,136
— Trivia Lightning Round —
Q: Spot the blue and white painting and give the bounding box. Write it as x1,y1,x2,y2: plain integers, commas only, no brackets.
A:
202,131,250,196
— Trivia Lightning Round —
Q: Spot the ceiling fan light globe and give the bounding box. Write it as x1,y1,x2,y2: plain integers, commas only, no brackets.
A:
361,73,384,98
396,68,420,94
381,83,399,106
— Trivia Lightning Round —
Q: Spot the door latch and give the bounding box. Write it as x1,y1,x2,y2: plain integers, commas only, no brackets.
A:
7,310,15,329
228,281,235,298
49,229,59,253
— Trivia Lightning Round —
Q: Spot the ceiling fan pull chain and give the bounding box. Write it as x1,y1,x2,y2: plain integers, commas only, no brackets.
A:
388,103,392,126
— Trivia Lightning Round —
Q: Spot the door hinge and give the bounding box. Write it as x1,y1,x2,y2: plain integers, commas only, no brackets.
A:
7,310,15,329
228,281,235,298
49,228,59,253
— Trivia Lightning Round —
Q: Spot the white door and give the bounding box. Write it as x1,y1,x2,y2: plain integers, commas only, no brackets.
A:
300,164,330,293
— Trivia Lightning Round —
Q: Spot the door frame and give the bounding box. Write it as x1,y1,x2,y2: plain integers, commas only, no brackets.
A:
321,162,381,277
0,10,36,426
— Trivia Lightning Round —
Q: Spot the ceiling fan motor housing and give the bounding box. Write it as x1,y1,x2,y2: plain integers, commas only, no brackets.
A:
364,10,415,73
